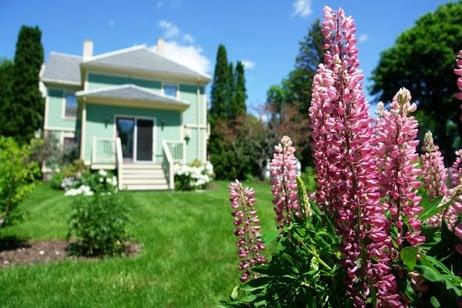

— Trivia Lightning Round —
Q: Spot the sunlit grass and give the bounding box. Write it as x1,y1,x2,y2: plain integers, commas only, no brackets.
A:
0,180,276,307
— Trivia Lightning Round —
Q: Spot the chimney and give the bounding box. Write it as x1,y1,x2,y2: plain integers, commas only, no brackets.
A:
156,38,165,54
83,40,93,61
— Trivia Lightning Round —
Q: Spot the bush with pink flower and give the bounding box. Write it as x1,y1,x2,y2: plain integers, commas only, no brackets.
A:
223,6,462,307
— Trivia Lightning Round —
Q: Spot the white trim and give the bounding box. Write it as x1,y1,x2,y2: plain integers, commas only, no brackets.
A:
184,124,208,129
196,86,200,160
43,94,49,131
41,78,81,87
113,114,157,163
80,102,87,160
60,131,76,146
44,126,76,132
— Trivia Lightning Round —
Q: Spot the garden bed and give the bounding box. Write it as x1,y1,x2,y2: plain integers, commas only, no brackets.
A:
0,238,141,268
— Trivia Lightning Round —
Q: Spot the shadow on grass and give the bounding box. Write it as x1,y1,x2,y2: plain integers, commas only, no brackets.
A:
0,235,31,252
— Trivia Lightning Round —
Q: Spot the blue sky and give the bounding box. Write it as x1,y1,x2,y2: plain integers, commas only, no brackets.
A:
0,0,455,111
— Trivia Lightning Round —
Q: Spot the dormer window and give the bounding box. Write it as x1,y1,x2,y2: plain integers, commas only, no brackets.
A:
64,93,77,119
163,84,178,98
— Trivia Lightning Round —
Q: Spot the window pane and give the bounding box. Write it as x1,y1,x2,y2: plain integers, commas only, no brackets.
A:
65,94,77,118
63,137,77,151
163,84,178,98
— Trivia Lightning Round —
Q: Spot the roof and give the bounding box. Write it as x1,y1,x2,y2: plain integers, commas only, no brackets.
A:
76,84,190,109
41,52,81,86
81,45,211,83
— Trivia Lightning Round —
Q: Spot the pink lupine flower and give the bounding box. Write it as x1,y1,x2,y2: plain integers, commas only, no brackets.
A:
229,180,266,282
455,50,462,101
375,88,425,248
449,150,462,187
310,6,401,307
421,131,448,228
270,136,300,228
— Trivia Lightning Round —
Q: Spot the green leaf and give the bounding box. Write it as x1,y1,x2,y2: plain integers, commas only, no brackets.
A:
262,230,278,245
418,195,445,221
400,246,418,270
430,296,440,308
230,285,239,300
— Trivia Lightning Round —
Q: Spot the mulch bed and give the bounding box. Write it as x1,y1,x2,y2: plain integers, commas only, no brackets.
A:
0,238,141,268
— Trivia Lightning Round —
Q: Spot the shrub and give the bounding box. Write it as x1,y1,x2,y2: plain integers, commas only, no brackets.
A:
0,137,39,228
60,169,117,196
174,161,213,191
67,192,131,256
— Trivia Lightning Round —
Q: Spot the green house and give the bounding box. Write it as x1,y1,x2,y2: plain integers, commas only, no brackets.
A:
40,40,210,190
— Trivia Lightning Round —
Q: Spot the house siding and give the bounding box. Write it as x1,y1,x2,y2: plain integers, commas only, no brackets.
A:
84,103,182,162
87,73,162,92
46,88,79,131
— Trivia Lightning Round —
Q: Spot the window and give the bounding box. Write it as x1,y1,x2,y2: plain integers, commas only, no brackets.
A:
63,137,77,152
64,93,77,118
163,84,178,98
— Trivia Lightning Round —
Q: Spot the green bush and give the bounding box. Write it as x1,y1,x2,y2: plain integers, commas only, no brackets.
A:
0,137,39,227
67,192,131,256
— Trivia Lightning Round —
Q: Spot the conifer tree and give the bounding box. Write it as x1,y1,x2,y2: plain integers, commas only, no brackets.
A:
210,44,230,121
3,26,44,142
229,61,247,119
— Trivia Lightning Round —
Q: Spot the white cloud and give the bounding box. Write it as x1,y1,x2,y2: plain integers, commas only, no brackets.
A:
241,60,256,70
358,34,368,43
292,0,312,18
158,19,180,38
182,33,195,44
155,40,210,75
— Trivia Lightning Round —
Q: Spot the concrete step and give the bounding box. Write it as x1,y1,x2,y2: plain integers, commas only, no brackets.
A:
122,178,167,185
123,184,169,191
122,173,166,180
123,164,162,170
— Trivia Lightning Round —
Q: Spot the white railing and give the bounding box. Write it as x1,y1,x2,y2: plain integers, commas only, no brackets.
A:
162,140,174,190
115,137,124,190
92,137,116,165
165,140,185,163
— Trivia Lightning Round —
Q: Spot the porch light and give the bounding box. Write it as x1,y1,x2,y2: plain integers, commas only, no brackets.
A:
105,115,109,128
160,118,166,130
184,135,190,144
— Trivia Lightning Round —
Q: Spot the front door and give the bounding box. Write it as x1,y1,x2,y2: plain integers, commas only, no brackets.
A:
116,117,154,163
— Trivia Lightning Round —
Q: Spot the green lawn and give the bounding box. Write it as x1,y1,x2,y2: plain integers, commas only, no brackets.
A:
0,181,276,307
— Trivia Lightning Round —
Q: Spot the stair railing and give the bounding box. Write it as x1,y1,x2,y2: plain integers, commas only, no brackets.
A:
162,140,174,190
115,137,124,190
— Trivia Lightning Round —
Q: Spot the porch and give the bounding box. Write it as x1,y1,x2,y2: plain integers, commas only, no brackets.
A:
90,137,185,190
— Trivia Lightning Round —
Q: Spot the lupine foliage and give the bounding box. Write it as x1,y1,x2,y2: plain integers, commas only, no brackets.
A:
225,6,462,308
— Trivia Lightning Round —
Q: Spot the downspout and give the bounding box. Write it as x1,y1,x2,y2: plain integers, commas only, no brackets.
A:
196,85,200,160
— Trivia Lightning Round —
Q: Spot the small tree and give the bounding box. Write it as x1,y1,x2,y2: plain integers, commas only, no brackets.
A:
0,137,39,227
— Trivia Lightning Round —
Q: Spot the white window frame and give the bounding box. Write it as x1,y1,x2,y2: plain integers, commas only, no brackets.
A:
161,82,179,99
62,91,78,120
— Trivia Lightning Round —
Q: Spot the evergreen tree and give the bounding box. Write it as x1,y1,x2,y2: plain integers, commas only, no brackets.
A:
3,26,44,142
371,2,462,162
210,44,230,121
229,61,247,119
0,59,14,135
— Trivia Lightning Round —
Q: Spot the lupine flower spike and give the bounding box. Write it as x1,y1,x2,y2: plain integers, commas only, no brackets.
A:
270,136,300,228
310,6,401,307
421,131,448,228
375,88,425,247
229,180,266,282
455,50,462,101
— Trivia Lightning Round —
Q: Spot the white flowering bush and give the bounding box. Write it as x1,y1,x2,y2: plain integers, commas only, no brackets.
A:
63,169,117,197
174,161,214,191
